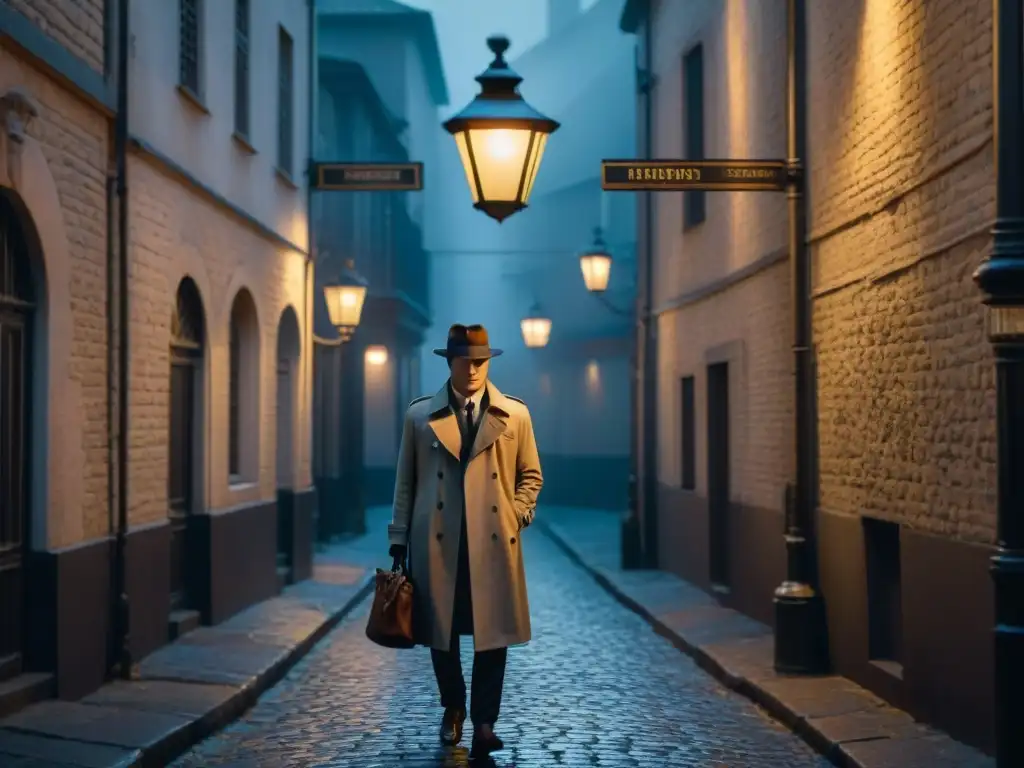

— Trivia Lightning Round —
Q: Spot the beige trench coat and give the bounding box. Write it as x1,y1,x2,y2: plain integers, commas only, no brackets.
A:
388,380,543,652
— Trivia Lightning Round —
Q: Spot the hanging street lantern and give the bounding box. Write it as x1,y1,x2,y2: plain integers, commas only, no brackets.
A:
521,303,552,349
322,259,368,342
443,35,560,224
580,226,613,293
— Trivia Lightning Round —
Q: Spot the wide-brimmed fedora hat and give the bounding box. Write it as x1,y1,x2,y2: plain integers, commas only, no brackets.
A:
432,323,504,359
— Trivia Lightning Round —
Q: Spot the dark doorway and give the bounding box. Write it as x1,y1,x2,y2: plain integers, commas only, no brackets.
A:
706,361,730,588
168,279,204,613
0,195,33,681
864,517,903,675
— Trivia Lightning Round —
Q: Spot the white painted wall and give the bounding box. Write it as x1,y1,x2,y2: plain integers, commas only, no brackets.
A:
128,0,310,250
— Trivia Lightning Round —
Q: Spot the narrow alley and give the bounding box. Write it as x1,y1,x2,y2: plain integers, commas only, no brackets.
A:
172,531,829,768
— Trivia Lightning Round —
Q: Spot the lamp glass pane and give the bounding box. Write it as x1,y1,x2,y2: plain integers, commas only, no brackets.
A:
523,133,549,203
520,316,552,348
580,252,612,292
467,128,533,203
453,130,480,203
324,284,367,329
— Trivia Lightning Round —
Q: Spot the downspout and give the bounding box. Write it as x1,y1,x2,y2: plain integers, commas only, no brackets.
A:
112,0,133,679
640,2,658,568
772,0,828,675
305,0,317,515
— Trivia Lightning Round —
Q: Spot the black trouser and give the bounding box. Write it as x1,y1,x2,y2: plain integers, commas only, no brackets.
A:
431,508,507,725
431,633,508,726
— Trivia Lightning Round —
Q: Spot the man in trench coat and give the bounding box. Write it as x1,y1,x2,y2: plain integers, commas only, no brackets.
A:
388,323,543,757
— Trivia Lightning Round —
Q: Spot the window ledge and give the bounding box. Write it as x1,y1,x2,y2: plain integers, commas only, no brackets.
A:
275,166,298,190
176,84,210,115
232,131,257,156
228,479,258,492
868,659,904,681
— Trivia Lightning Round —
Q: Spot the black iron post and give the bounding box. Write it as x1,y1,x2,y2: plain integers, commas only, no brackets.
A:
772,0,829,675
974,1,1024,763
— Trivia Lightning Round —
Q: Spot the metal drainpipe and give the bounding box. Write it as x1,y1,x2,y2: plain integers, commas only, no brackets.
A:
305,0,317,537
639,3,658,568
771,0,828,675
975,1,1024,764
111,0,133,679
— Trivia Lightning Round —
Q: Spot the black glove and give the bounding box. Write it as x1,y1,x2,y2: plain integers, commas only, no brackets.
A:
389,544,407,570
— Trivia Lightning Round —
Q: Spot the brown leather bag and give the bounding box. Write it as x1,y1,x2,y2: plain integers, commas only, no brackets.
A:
365,559,416,649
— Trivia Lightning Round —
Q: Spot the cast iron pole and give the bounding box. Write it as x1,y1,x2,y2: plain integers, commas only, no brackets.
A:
772,0,829,674
974,0,1024,763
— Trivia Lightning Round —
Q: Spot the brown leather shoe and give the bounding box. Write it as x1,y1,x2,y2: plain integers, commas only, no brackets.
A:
439,706,466,745
470,723,504,757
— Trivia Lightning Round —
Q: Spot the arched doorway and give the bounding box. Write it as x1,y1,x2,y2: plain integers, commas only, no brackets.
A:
168,277,205,612
0,193,34,680
276,307,301,578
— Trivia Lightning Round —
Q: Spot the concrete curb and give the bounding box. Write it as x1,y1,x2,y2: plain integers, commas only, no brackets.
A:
536,518,858,768
136,573,376,768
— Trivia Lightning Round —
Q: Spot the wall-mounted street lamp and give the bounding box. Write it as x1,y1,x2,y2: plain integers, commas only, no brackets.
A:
364,345,388,366
521,303,552,348
322,259,368,342
580,227,632,317
443,36,560,224
579,226,613,293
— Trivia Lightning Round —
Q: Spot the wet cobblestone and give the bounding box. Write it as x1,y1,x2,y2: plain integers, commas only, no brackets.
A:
172,530,832,767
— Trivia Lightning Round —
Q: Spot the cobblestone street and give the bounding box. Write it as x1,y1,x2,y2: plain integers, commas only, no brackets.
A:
172,529,831,768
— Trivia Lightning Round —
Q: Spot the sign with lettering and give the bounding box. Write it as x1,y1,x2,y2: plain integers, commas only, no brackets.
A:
601,159,787,192
313,162,424,191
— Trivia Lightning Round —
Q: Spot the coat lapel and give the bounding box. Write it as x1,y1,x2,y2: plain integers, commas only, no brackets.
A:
426,384,461,460
468,381,511,462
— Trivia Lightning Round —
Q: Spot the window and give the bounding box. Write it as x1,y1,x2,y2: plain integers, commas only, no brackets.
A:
179,0,202,96
234,0,250,137
683,44,705,228
228,315,241,478
864,517,903,672
277,26,294,176
228,289,260,484
680,376,696,490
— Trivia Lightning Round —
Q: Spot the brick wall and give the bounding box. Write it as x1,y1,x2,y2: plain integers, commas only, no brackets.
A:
127,154,311,529
5,45,110,548
7,0,105,72
651,0,792,512
808,0,996,543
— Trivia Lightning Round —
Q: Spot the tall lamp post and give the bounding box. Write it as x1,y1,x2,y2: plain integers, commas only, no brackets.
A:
975,1,1024,764
317,259,369,539
444,36,560,223
579,227,640,567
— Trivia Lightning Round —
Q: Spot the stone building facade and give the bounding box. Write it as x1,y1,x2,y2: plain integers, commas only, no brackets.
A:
311,0,445,535
0,0,115,708
0,0,314,714
622,0,996,752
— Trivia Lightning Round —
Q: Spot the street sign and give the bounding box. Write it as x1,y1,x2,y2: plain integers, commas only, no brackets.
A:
312,162,423,191
601,159,787,192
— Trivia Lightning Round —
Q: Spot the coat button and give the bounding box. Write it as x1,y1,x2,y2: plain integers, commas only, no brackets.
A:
510,536,516,544
437,471,443,479
436,532,443,541
492,472,497,479
437,500,444,510
432,441,439,449
492,532,498,541
491,505,498,513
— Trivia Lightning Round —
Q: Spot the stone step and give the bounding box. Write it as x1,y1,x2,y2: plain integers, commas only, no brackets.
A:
0,673,54,719
168,609,201,641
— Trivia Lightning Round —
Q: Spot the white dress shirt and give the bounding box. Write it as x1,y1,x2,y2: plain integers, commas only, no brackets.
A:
450,384,485,432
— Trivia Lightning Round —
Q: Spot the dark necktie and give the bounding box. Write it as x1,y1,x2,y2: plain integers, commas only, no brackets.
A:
465,401,475,430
